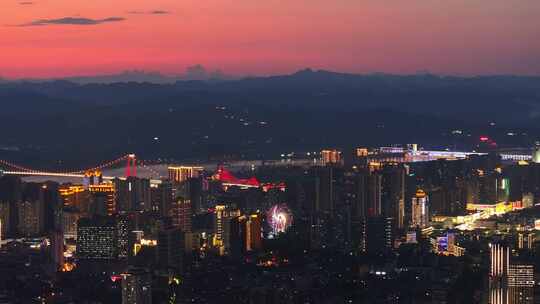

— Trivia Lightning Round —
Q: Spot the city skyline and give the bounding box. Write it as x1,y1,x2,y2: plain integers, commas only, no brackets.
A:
2,0,540,78
1,144,538,303
1,1,539,303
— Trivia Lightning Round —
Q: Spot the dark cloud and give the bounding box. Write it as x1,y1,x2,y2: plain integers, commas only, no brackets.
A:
18,17,125,26
128,10,170,15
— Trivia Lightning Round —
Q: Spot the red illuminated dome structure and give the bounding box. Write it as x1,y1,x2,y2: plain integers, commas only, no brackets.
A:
212,165,286,191
213,165,260,189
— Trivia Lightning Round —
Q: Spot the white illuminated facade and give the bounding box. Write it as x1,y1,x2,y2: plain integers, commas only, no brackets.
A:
532,147,540,163
321,149,342,165
168,166,203,183
490,242,510,278
508,264,534,287
489,241,534,304
411,189,429,228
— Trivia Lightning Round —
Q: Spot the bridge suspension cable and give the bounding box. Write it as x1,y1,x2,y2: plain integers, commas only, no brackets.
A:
67,154,130,174
0,159,36,173
138,160,163,179
0,154,131,175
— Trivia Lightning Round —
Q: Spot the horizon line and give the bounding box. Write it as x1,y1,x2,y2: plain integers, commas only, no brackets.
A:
2,67,540,83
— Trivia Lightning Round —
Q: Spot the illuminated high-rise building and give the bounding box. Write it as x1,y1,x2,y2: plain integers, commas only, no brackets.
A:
508,264,534,287
18,183,47,237
508,264,535,304
77,217,118,259
0,176,22,237
314,166,335,215
59,184,91,217
168,166,204,184
213,205,241,255
246,214,262,252
172,198,191,233
61,183,114,218
18,199,45,237
490,241,510,279
477,170,505,204
83,170,104,188
380,164,406,229
489,240,534,304
114,178,130,212
346,170,366,221
489,285,508,304
367,173,382,217
321,149,342,166
114,177,151,212
364,216,394,254
229,215,244,257
150,181,173,217
0,202,11,239
447,232,456,254
180,177,204,214
121,267,152,304
411,189,429,228
356,148,369,158
62,207,80,239
117,214,134,259
173,175,204,216
517,232,535,251
230,214,263,255
89,184,116,216
39,182,61,232
351,169,383,219
130,177,151,211
214,205,227,241
59,185,85,206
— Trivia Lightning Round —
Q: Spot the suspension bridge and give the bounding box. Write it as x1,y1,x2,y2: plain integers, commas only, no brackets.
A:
0,149,533,181
0,154,163,180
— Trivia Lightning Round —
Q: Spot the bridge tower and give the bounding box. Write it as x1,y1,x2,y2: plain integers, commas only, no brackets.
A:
125,154,137,177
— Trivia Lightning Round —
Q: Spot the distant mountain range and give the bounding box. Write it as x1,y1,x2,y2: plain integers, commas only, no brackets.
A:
1,69,539,167
2,65,234,84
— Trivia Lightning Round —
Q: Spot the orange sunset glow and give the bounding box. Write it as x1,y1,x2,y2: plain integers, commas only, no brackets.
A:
2,0,540,78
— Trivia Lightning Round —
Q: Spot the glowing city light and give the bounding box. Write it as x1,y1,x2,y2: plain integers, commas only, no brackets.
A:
267,204,293,236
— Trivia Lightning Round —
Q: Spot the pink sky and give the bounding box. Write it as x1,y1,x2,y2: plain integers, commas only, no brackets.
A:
1,0,539,78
